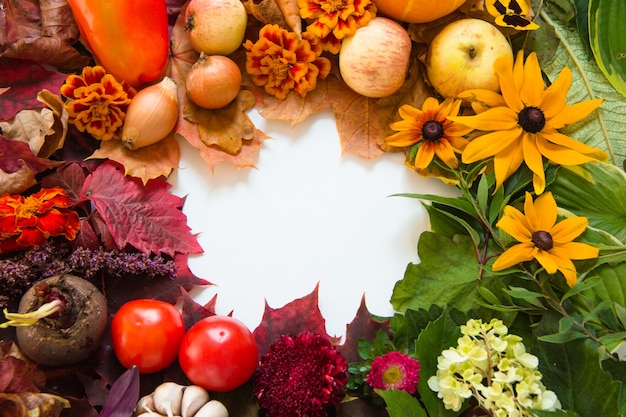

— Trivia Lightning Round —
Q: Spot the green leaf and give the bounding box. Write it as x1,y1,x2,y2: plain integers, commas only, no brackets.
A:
375,389,428,417
414,310,464,417
601,359,626,416
534,314,622,417
539,11,626,165
390,232,496,313
550,162,626,243
589,0,626,98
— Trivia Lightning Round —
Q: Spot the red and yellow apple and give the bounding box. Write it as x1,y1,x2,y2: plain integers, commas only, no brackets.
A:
426,18,513,98
185,0,248,56
339,17,412,98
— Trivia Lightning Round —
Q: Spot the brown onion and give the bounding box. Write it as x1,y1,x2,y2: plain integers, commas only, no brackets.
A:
185,53,242,109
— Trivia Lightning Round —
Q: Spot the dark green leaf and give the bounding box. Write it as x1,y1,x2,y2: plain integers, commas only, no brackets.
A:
589,0,626,97
376,389,428,417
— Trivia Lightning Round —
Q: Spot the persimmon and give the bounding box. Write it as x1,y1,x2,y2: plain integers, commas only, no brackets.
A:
373,0,467,23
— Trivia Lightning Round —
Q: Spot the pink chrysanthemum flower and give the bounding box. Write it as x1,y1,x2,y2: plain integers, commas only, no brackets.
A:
253,332,348,417
366,351,421,394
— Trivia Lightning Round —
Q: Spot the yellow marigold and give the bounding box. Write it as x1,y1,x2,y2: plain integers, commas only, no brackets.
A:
492,191,598,287
450,51,607,195
299,0,377,54
244,24,331,100
61,65,136,141
386,97,473,172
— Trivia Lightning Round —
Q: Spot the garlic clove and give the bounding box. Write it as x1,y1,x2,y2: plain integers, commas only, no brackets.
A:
181,385,210,417
153,382,185,416
135,394,156,416
193,400,229,417
122,76,179,150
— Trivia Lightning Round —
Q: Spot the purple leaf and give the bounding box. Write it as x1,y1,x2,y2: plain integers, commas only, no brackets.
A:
99,365,140,417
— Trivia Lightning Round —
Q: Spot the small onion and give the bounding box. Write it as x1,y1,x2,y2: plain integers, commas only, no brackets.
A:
186,53,241,109
122,77,179,150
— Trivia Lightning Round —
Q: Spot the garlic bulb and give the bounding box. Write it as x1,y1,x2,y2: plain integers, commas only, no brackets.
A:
134,382,227,417
122,77,179,150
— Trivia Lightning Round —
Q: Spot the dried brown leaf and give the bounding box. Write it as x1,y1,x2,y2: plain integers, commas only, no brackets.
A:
0,393,70,417
0,109,55,154
0,163,36,195
183,90,256,154
274,0,302,36
87,135,180,185
36,89,69,158
243,0,290,29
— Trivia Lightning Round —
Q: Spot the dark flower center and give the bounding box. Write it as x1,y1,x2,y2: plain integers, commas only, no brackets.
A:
532,230,553,251
518,106,546,133
422,120,444,141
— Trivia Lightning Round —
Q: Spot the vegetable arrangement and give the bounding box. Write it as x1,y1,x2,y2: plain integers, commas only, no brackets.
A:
1,0,626,417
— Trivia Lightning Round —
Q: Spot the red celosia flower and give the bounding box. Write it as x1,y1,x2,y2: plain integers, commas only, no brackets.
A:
253,332,348,417
366,351,421,394
0,187,80,253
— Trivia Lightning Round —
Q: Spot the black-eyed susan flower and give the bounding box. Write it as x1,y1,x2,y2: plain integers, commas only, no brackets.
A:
450,51,607,195
386,97,473,172
492,191,599,287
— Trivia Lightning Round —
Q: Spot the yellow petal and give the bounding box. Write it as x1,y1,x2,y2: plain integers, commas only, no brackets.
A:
519,52,544,107
541,67,571,119
434,140,460,168
548,99,604,129
386,131,420,147
398,104,424,120
497,209,533,242
462,128,521,163
497,52,524,111
458,89,506,113
550,216,588,243
414,142,436,170
452,107,518,131
492,243,536,271
526,191,557,231
522,133,547,195
492,136,525,188
555,241,599,260
536,136,599,166
540,129,608,160
534,250,560,274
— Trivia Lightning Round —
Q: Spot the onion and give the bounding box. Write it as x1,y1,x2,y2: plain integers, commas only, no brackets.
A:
185,53,242,109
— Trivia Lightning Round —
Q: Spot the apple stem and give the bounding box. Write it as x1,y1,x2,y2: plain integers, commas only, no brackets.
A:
469,45,476,59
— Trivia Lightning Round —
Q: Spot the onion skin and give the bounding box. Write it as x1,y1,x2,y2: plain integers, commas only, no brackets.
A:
186,54,242,109
339,17,412,98
122,77,179,150
15,275,108,367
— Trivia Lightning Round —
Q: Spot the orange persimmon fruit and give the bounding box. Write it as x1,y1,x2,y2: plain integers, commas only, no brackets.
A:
373,0,467,23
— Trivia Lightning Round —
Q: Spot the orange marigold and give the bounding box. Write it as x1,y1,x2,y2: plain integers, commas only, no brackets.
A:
0,187,80,253
61,66,136,141
244,24,331,100
299,0,377,54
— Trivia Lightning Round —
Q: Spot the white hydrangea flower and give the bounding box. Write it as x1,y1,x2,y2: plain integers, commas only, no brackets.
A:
428,318,561,416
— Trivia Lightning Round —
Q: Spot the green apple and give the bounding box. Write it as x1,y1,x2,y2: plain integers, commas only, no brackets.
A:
426,18,513,98
185,0,248,56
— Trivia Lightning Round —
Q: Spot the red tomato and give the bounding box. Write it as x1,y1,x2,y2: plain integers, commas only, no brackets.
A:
179,315,258,392
111,299,185,374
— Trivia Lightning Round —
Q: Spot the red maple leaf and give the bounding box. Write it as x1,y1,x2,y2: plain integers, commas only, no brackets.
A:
253,283,328,358
0,59,68,120
79,161,203,256
337,296,391,364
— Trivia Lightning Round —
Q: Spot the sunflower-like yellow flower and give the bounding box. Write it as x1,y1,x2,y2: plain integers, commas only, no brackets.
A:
244,24,331,100
299,0,377,54
492,191,599,287
386,97,472,171
449,51,607,195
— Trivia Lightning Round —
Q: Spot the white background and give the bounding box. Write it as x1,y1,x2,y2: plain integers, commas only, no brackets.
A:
168,109,455,338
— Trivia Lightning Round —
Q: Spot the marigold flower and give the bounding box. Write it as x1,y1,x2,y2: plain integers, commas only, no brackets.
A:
253,332,348,417
386,97,473,172
449,51,607,194
0,187,80,253
244,24,331,100
299,0,377,54
366,351,421,394
492,191,599,286
61,65,136,141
